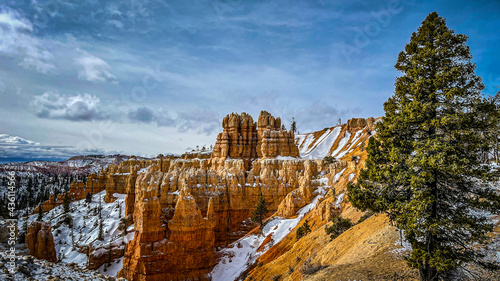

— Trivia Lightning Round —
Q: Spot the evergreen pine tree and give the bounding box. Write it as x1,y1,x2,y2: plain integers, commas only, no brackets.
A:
296,219,312,240
119,202,123,219
98,195,104,240
54,188,60,201
347,12,500,280
26,178,33,194
251,193,268,228
107,241,112,266
290,117,297,133
85,192,92,204
63,192,70,214
37,203,43,221
476,92,500,163
302,219,311,234
71,224,75,250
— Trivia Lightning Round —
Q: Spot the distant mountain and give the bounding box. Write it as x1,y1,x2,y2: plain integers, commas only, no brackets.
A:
0,154,145,216
0,154,134,176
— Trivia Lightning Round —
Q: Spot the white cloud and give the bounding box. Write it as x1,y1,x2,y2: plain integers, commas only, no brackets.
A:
32,92,105,121
75,49,117,82
0,133,104,163
0,7,56,73
107,19,124,29
0,134,39,145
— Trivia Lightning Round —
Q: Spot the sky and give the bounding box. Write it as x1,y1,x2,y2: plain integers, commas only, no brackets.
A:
0,0,499,163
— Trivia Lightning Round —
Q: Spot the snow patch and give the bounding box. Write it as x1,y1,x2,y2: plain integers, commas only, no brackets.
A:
348,173,356,182
335,193,344,208
98,256,124,276
300,127,342,159
19,190,133,276
391,230,412,257
138,167,149,174
333,168,346,183
331,131,352,158
211,195,322,281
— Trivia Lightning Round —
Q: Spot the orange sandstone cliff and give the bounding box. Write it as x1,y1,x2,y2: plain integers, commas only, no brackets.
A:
117,111,305,280
26,221,57,263
53,112,383,280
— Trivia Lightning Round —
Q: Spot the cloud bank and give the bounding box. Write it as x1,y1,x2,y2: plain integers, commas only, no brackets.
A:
32,92,105,121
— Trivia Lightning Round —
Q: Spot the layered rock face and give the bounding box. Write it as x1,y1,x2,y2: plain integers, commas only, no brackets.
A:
33,179,99,214
50,111,363,280
212,111,299,169
120,185,216,281
347,117,377,133
34,156,156,215
257,111,298,158
212,112,258,165
117,156,320,280
112,112,306,280
26,222,57,263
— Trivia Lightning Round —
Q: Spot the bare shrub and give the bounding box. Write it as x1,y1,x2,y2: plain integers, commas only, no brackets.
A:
300,257,325,275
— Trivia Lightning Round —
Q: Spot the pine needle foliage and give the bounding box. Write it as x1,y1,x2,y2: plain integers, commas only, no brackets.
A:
37,203,43,221
296,219,312,240
324,215,353,241
63,192,70,214
252,193,268,228
347,12,500,281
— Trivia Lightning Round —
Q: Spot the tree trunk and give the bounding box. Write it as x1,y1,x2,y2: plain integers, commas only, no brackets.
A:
419,264,438,281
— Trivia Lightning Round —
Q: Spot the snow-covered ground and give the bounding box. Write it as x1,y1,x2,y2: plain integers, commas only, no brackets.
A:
19,191,134,276
211,175,330,281
390,229,412,257
99,256,124,276
0,247,112,281
296,126,366,160
297,127,342,159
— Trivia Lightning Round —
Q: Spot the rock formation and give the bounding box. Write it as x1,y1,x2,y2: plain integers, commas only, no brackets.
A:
33,177,106,214
212,111,299,169
346,117,377,133
117,156,316,280
26,222,57,263
113,112,302,280
119,178,217,280
61,112,379,281
33,156,154,214
212,112,258,163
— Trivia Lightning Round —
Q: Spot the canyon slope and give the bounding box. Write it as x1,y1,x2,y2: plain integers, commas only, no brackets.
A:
22,111,499,281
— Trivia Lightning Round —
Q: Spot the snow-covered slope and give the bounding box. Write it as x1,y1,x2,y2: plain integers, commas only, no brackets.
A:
210,174,331,281
295,121,374,160
0,248,112,281
19,191,134,277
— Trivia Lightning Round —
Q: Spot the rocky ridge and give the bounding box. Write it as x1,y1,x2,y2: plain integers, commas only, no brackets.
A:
26,113,385,280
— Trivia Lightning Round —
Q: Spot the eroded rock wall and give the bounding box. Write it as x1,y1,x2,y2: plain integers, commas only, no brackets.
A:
26,222,57,263
212,111,299,169
66,111,353,280
117,156,322,280
347,117,377,133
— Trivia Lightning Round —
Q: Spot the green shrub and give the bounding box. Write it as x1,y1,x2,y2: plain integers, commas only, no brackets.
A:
296,219,311,240
325,215,353,240
323,156,337,165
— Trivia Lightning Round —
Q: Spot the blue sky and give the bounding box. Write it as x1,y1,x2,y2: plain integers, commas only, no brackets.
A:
0,0,499,162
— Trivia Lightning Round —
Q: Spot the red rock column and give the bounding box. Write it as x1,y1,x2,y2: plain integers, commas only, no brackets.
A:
26,222,57,263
